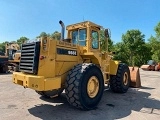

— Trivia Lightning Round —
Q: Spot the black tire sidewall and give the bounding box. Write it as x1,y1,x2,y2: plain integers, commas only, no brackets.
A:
110,63,131,93
120,64,130,90
79,65,104,109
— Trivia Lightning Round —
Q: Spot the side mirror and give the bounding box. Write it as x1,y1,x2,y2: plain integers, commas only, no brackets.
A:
104,29,110,38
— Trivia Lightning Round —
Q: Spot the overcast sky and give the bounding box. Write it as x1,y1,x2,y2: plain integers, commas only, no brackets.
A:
0,0,160,43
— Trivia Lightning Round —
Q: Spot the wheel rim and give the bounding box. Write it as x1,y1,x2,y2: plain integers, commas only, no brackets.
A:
123,72,128,85
87,76,99,98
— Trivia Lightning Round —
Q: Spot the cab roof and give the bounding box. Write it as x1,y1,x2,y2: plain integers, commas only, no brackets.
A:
66,21,102,30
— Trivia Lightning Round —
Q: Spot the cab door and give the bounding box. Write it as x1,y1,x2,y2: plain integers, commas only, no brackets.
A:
90,27,100,51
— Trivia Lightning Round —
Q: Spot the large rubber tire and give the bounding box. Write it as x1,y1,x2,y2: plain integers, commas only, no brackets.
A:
35,88,64,98
65,63,104,110
110,63,130,93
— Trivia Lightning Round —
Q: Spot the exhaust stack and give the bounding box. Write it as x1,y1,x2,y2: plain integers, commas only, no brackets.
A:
59,20,65,40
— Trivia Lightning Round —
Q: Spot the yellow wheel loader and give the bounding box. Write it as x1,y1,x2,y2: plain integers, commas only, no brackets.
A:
5,43,21,72
12,20,140,110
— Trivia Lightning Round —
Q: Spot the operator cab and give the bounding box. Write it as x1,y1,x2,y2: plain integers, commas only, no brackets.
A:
7,49,17,60
66,21,102,52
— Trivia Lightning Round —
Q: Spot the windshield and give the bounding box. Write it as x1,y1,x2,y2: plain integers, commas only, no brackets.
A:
72,29,86,46
9,49,17,55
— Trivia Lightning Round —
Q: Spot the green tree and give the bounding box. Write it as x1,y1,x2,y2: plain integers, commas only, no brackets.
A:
37,32,48,38
148,22,160,62
155,22,160,37
100,29,114,52
121,30,146,66
17,37,29,45
134,43,152,65
113,29,151,66
0,41,9,53
113,42,130,64
51,31,61,40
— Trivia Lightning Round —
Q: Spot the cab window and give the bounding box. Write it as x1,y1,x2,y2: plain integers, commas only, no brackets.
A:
92,30,99,49
79,29,86,46
72,30,78,44
72,29,86,46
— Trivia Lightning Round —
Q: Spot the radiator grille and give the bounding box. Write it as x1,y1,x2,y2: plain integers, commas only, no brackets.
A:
19,42,40,74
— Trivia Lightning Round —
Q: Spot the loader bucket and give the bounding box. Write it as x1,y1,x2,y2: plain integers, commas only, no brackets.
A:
129,67,141,88
140,65,150,71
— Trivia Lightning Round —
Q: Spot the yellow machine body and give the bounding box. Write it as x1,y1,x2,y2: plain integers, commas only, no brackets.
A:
5,43,21,71
13,21,119,91
5,43,20,60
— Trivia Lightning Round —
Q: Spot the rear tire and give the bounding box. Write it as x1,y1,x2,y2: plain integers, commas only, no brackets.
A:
110,63,130,93
65,63,104,110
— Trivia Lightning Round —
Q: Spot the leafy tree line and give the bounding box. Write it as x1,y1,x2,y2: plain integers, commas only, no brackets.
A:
107,22,160,67
0,31,61,53
0,22,160,67
37,31,61,40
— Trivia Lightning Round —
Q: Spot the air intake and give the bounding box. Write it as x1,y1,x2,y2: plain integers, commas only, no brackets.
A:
19,41,40,74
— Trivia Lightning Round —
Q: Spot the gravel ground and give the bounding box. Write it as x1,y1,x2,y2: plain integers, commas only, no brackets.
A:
0,69,160,120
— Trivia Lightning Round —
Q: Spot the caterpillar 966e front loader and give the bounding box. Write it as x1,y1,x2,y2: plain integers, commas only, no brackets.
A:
12,20,140,110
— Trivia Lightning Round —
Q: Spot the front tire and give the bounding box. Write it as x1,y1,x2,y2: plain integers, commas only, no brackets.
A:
110,63,130,93
65,63,104,110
